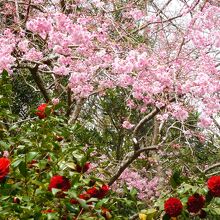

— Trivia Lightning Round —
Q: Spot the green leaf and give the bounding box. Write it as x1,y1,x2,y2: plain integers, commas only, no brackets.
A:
215,198,220,205
162,213,170,220
206,191,213,204
170,169,182,188
12,159,23,168
38,160,48,169
2,69,9,79
66,202,78,212
19,161,27,177
66,162,76,170
0,141,10,149
26,152,38,162
212,208,220,215
51,188,61,196
95,198,109,209
78,198,89,209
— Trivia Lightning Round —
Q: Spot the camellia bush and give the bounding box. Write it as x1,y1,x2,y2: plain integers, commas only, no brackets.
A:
0,0,220,219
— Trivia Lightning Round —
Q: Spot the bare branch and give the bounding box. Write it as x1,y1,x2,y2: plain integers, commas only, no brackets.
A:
108,145,160,186
29,65,50,102
24,0,31,24
66,87,72,117
68,98,85,124
204,163,220,173
211,116,220,131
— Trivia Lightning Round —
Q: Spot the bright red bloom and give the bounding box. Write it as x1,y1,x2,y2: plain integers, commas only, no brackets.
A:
187,194,205,213
164,197,183,217
0,157,10,182
87,186,99,197
207,176,220,197
70,198,78,204
79,193,90,200
87,184,110,199
97,184,110,199
48,175,71,192
76,162,90,173
36,103,47,119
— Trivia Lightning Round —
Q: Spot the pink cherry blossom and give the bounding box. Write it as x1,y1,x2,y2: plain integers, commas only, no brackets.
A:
122,121,135,130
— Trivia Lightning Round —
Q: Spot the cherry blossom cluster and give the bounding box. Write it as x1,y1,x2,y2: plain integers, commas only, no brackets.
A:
0,1,220,128
113,167,160,200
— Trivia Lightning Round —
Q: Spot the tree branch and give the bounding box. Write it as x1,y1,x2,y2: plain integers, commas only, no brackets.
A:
29,65,50,102
66,87,72,117
151,117,159,145
133,107,160,137
204,163,220,173
133,96,179,141
108,145,159,186
68,98,85,124
211,116,220,131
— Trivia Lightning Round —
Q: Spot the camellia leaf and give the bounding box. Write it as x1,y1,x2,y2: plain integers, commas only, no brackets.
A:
170,169,182,188
0,141,10,149
11,159,23,168
51,188,61,196
19,161,27,177
66,162,77,170
26,152,38,162
162,213,170,220
212,208,220,215
95,198,109,209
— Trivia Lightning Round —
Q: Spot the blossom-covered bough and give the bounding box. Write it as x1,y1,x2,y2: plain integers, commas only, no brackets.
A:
1,0,220,219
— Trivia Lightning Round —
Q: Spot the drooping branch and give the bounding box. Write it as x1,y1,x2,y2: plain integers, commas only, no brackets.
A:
29,65,50,102
108,145,160,186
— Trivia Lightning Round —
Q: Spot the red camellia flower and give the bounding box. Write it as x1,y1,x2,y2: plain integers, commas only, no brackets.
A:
48,175,71,192
187,193,205,213
0,157,10,182
76,162,90,173
87,186,99,197
36,103,47,119
97,184,110,199
207,176,220,197
164,197,183,217
87,184,110,199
